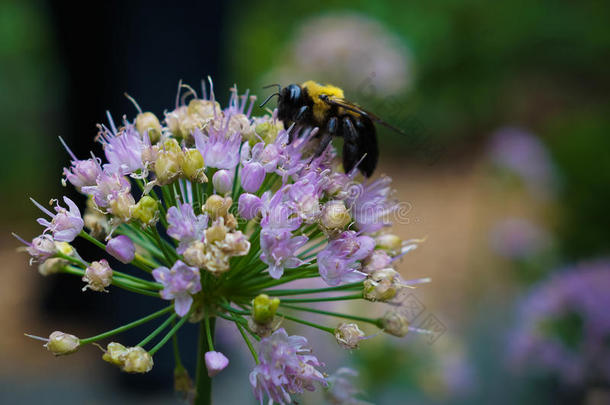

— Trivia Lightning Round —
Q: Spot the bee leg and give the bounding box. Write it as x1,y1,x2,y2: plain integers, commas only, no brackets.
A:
313,117,337,157
295,105,308,122
342,116,360,174
288,106,309,143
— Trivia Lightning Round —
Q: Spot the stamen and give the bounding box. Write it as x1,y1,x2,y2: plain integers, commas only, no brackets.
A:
124,93,143,114
30,197,55,218
24,333,49,342
58,136,78,161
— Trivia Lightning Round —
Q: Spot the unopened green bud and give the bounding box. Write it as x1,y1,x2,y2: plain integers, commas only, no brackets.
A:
252,294,280,324
45,331,80,356
182,149,207,183
135,112,162,143
132,196,158,225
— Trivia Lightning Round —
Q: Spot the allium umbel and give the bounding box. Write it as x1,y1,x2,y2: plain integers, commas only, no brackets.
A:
16,79,430,404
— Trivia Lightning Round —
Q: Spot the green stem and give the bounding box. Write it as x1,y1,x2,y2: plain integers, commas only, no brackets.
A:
149,313,190,355
194,317,215,405
279,293,363,303
79,306,173,344
280,303,382,327
137,313,177,347
236,322,259,364
204,316,215,351
276,311,334,333
263,281,363,296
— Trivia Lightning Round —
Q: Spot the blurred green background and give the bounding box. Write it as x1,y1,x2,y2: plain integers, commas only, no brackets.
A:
1,0,609,404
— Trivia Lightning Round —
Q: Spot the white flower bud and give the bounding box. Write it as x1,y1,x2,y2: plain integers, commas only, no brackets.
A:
82,259,113,292
334,323,365,349
45,331,80,356
375,234,402,255
363,268,400,302
321,200,351,231
38,257,67,276
381,311,410,337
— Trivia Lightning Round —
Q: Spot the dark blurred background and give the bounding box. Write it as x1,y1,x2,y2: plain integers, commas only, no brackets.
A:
1,0,609,404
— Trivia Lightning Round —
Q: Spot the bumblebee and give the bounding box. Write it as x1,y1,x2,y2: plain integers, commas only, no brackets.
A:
261,80,405,177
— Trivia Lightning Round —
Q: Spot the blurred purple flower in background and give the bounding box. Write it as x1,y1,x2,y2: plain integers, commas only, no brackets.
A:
489,217,551,260
510,259,610,386
263,13,413,96
487,127,558,199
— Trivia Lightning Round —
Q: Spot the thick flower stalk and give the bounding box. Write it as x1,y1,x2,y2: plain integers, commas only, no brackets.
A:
16,79,429,405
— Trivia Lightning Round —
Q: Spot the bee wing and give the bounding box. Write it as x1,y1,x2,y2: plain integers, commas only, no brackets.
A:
318,95,408,136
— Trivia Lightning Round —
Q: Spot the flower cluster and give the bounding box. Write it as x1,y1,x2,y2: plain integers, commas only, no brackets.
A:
16,79,428,404
509,260,610,386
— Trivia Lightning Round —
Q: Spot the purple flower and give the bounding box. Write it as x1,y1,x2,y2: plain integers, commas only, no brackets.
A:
13,233,57,263
260,190,301,232
284,171,327,223
317,231,374,286
205,351,229,377
238,193,262,220
510,260,610,386
193,127,241,170
241,141,281,173
249,328,326,405
82,171,131,209
59,137,102,190
241,161,266,193
99,125,145,176
260,229,308,279
166,203,208,254
32,197,84,242
152,260,202,317
346,176,397,233
106,235,136,264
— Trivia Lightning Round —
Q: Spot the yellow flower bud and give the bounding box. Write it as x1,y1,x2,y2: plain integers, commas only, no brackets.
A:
132,196,159,225
181,148,207,183
188,99,221,119
363,268,399,302
203,195,231,218
135,112,162,143
252,294,280,324
154,152,182,185
45,331,80,356
103,342,128,366
122,346,154,373
109,192,136,222
205,222,227,244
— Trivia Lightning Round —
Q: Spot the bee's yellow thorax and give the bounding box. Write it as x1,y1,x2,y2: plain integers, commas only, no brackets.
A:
301,80,345,123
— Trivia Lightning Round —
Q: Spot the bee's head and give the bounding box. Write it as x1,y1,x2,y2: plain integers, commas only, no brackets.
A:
260,83,303,124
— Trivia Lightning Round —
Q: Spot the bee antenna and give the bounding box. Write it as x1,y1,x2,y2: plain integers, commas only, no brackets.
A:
259,92,280,108
262,83,281,91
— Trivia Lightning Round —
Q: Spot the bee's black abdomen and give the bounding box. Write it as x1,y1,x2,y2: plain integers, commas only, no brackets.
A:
355,116,378,177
